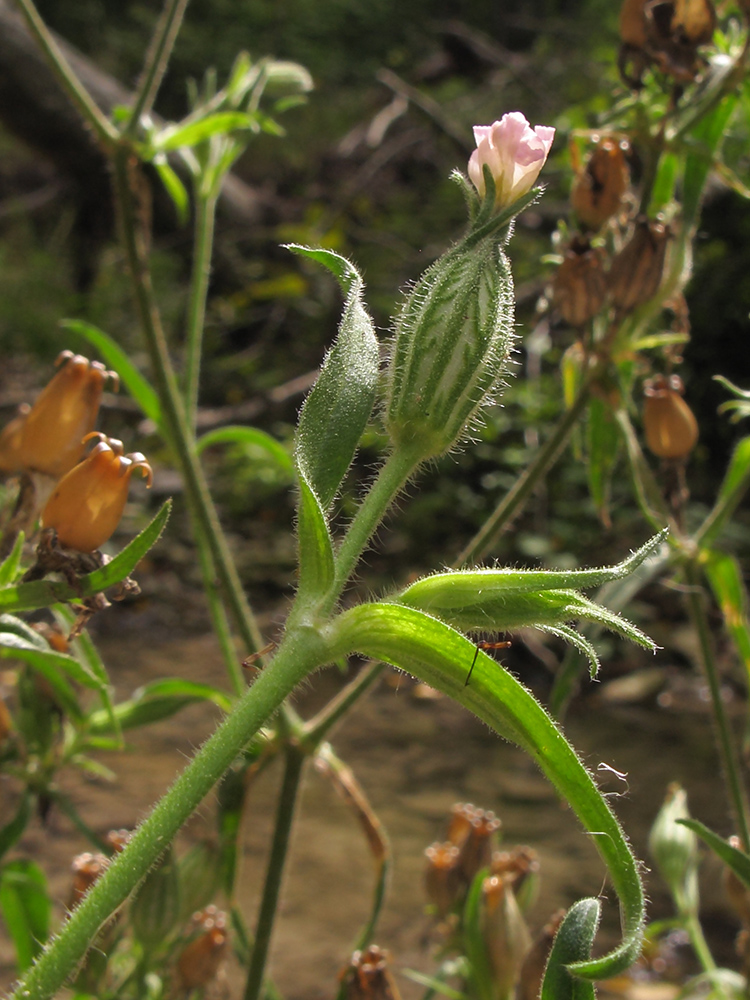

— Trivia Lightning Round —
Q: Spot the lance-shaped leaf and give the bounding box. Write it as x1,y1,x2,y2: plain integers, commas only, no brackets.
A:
324,603,645,981
288,246,379,510
295,471,335,607
704,551,750,684
0,501,170,614
678,819,750,891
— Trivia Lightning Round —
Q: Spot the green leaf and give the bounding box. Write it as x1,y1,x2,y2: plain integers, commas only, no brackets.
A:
698,436,750,547
682,92,737,225
288,246,379,509
0,860,51,971
704,552,750,684
678,818,750,890
0,532,25,587
196,425,294,476
0,501,171,614
86,677,231,735
150,112,258,152
462,871,496,1000
587,396,619,525
295,472,335,605
0,792,33,863
153,158,190,226
326,603,645,981
648,151,679,216
59,319,162,426
541,899,600,1000
1,639,84,722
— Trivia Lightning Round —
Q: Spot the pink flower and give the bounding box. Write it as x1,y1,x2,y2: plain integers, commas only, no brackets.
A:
468,113,555,210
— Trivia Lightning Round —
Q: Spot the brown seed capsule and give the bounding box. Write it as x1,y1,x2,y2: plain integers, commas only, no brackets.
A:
608,217,670,314
0,405,31,474
424,841,462,916
41,433,152,552
479,875,532,1000
620,0,649,47
176,907,228,992
19,352,118,479
341,945,402,1000
571,139,630,232
552,239,607,326
516,909,566,1000
643,374,699,460
0,696,13,745
68,852,109,909
456,811,501,886
672,0,716,45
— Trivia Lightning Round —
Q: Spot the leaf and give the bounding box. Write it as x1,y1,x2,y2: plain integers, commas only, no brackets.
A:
0,532,25,587
698,436,750,546
196,425,294,476
295,472,335,606
288,246,380,509
704,552,750,683
0,792,33,863
86,677,231,735
462,870,497,1000
59,319,162,426
541,899,600,1000
682,93,737,225
648,151,679,216
54,606,119,741
0,860,51,971
153,158,190,226
326,603,645,981
0,638,84,722
150,112,258,152
678,818,750,890
587,396,620,526
0,501,171,614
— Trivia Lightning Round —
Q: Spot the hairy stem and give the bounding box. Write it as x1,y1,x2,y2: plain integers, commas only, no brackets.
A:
124,0,190,137
184,192,218,428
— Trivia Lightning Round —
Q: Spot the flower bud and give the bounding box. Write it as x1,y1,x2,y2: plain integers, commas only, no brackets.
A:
552,238,607,326
176,906,228,992
68,852,109,909
340,945,402,1000
608,217,670,313
478,874,532,1000
384,233,516,461
19,352,117,479
643,375,698,460
571,138,630,232
648,783,699,914
468,114,555,212
424,841,462,916
41,433,152,552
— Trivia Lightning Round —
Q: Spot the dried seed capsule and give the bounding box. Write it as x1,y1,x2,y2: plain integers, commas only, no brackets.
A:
619,0,649,47
672,0,716,45
516,909,565,1000
0,404,31,474
0,696,13,745
608,217,670,313
341,945,402,1000
479,875,532,999
552,239,607,326
41,433,152,552
456,810,501,885
19,352,117,479
571,139,630,232
643,374,698,460
424,841,462,916
176,907,228,992
68,852,109,909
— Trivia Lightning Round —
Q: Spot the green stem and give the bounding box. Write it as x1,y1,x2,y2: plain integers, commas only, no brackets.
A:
184,192,218,428
457,379,592,565
123,0,190,138
243,743,306,1000
684,911,716,974
111,149,264,659
684,558,750,851
615,409,674,535
12,0,119,146
326,445,423,612
8,628,329,1000
695,454,750,549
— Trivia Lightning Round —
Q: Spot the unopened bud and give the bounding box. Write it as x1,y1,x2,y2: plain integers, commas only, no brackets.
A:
643,375,698,460
340,945,402,1000
552,238,607,326
69,852,109,909
424,841,462,916
19,352,117,479
478,874,532,999
41,433,152,552
608,217,670,313
176,906,228,992
571,138,630,232
649,783,699,914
